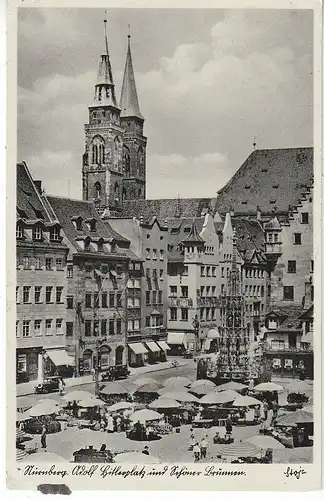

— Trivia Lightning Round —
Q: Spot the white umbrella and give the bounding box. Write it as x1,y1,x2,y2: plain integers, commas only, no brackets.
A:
245,435,285,450
254,382,284,392
216,381,248,392
164,377,192,388
160,391,199,403
16,411,32,422
114,452,160,464
190,379,216,390
200,390,240,405
130,409,162,423
233,395,261,407
63,390,95,402
285,380,312,394
28,402,59,417
38,398,60,405
133,377,157,386
108,401,135,412
220,440,260,458
149,398,181,409
78,398,105,408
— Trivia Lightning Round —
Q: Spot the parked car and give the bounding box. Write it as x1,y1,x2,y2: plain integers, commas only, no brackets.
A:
35,376,61,394
25,418,61,435
101,365,130,381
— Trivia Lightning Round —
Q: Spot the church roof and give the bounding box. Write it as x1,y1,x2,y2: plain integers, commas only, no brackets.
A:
215,147,313,215
120,37,143,120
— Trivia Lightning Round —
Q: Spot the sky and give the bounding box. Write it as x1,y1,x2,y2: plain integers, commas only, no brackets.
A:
17,8,313,200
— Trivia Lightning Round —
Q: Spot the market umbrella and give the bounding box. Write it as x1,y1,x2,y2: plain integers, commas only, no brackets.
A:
200,390,240,405
232,395,261,407
28,402,59,417
108,401,135,412
285,380,312,394
133,377,157,386
189,385,213,396
63,390,95,402
216,381,248,392
254,382,284,392
38,398,60,406
133,382,163,394
160,391,199,403
99,382,128,396
245,435,285,450
164,376,192,388
17,397,34,411
78,398,106,408
220,440,260,458
302,404,313,414
275,410,313,427
16,411,32,422
149,398,181,409
16,448,28,461
130,409,162,423
23,452,68,462
190,379,216,391
114,452,161,464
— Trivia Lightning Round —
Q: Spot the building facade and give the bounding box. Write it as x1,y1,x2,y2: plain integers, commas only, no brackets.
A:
82,25,146,215
16,163,70,382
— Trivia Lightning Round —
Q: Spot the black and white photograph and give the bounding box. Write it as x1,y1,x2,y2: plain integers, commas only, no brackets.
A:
8,1,322,491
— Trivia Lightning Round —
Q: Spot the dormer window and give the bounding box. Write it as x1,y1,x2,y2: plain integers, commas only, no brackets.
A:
268,319,277,330
50,227,60,241
71,216,83,230
97,238,104,252
33,226,43,241
84,237,91,251
16,225,24,239
84,218,96,232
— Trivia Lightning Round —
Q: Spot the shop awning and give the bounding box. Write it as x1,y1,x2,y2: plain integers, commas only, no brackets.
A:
46,349,75,367
156,341,170,351
145,341,161,353
167,333,186,345
128,343,148,355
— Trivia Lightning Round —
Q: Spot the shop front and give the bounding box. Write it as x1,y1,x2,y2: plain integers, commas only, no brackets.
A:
167,332,187,356
128,342,148,367
16,348,40,383
145,341,162,364
44,348,75,378
156,340,170,362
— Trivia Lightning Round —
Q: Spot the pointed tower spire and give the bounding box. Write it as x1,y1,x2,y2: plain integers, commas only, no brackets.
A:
93,15,119,108
120,33,144,120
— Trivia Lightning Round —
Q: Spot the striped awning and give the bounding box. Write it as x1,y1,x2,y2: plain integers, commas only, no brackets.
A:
145,342,161,353
220,441,260,458
46,349,75,367
156,341,170,351
167,333,186,345
128,343,148,355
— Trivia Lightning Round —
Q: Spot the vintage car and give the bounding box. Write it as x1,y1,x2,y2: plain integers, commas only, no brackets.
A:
24,419,61,435
35,376,61,394
101,365,130,381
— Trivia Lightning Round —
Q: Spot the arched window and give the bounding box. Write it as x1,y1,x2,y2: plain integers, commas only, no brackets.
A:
94,181,101,198
122,188,127,201
122,147,131,177
114,183,119,202
91,136,105,165
115,345,124,366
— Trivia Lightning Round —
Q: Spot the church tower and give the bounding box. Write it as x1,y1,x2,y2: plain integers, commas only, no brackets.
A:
119,34,147,201
82,19,125,214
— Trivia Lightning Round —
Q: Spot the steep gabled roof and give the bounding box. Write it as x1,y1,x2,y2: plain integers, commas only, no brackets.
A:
182,220,204,244
216,148,313,215
16,163,51,222
231,217,266,263
266,305,305,331
121,198,217,220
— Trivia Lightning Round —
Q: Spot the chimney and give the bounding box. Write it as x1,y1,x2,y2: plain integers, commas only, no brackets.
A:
34,180,42,194
256,206,262,221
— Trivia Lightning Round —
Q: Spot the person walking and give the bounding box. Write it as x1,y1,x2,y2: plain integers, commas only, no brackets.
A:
91,367,96,381
41,425,47,449
225,415,233,435
263,400,269,421
193,443,201,462
200,436,208,460
272,400,278,422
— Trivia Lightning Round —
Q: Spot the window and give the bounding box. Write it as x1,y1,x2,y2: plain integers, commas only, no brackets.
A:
274,234,278,242
183,265,188,276
127,297,134,308
85,293,92,309
109,319,115,336
116,293,122,307
16,321,19,337
23,256,30,269
212,267,216,277
102,292,108,308
268,319,277,330
283,286,294,301
56,286,63,303
181,286,188,298
93,321,99,336
66,322,73,337
145,316,150,327
152,291,157,305
34,320,42,336
301,212,309,224
145,248,150,259
85,320,92,337
158,290,163,304
33,226,43,241
200,266,205,277
206,308,210,321
287,260,296,273
56,319,63,335
212,286,216,296
23,286,30,304
127,320,133,332
127,279,134,288
134,279,141,288
146,291,150,305
56,258,63,270
128,262,134,271
116,319,122,335
159,250,164,261
134,297,140,308
109,293,115,308
221,284,225,295
135,262,141,271
67,266,73,278
206,286,210,296
67,296,74,309
16,225,24,239
45,286,53,303
152,249,157,260
170,286,177,297
211,308,215,320
85,264,92,277
133,319,140,331
50,227,60,241
294,233,302,245
16,286,19,303
245,285,248,295
152,269,157,279
94,293,99,308
146,269,150,279
45,319,52,335
181,308,188,321
310,260,314,273
261,286,264,297
45,258,52,270
170,308,177,321
221,267,225,278
22,320,30,337
206,266,211,277
101,319,107,336
35,257,42,269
